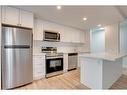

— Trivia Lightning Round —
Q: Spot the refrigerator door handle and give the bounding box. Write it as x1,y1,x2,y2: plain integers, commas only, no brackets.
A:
4,45,30,49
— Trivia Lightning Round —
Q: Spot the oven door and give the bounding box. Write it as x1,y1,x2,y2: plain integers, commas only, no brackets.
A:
46,58,63,74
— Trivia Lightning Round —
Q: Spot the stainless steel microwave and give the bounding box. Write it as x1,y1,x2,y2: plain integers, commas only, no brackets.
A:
43,30,60,42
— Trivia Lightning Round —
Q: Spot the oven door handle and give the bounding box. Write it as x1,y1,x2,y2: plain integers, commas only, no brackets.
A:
46,56,63,59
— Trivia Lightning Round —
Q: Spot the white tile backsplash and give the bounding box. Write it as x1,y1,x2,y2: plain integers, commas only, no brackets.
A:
33,40,88,54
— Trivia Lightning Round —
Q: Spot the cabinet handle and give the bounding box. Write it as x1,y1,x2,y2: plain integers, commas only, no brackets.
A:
17,24,21,26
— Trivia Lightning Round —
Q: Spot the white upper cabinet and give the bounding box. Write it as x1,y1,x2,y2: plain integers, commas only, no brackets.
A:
84,31,90,43
33,19,87,43
2,6,19,26
20,9,33,28
73,31,80,43
60,30,70,42
70,31,76,43
2,6,33,28
34,19,44,40
70,31,85,43
79,31,85,43
60,27,82,43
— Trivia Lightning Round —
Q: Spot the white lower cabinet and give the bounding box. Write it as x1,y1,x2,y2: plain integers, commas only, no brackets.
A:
33,54,46,80
63,53,68,72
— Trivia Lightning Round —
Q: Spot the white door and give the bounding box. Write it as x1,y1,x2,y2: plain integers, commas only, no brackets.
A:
20,10,33,28
90,29,105,53
2,6,19,26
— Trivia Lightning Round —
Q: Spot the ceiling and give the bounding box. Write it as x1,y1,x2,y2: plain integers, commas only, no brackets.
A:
15,6,127,30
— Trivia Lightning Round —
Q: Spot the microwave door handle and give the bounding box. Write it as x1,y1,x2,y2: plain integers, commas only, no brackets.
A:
57,33,60,40
57,33,59,40
43,31,45,41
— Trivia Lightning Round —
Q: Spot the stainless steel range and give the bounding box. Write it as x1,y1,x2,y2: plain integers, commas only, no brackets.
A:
42,47,63,78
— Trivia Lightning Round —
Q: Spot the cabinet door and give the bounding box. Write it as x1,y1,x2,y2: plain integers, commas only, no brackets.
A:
80,31,85,43
60,30,70,42
20,10,33,28
2,6,19,26
74,31,80,43
34,19,43,40
63,54,68,72
33,55,45,80
71,31,78,43
84,31,90,43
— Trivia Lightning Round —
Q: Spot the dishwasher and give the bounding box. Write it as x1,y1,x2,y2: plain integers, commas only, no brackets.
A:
68,53,78,71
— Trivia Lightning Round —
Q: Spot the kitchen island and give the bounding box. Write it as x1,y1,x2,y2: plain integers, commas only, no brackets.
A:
79,53,126,89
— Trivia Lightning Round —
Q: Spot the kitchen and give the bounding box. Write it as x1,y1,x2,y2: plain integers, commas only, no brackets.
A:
0,6,127,90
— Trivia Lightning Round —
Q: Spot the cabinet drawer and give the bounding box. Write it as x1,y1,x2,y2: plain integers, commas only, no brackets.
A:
33,58,45,65
33,61,43,65
34,64,44,69
33,57,45,60
33,64,45,70
33,61,45,65
33,67,44,74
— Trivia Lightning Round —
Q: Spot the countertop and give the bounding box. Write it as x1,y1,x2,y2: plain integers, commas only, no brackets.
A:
33,52,46,56
79,52,127,61
63,52,90,54
33,51,89,56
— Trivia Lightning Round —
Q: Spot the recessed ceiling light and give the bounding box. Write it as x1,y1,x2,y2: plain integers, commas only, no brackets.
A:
97,24,101,27
57,5,62,10
83,17,87,21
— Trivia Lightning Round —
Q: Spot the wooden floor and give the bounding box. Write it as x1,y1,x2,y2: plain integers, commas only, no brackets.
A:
15,69,127,90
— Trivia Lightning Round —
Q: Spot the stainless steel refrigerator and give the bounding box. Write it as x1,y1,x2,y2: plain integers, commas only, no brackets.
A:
1,25,33,89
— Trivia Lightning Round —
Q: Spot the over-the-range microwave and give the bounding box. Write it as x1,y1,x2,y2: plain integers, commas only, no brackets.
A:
43,30,60,42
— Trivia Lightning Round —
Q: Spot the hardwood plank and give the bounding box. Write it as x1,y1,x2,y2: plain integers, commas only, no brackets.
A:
15,69,127,90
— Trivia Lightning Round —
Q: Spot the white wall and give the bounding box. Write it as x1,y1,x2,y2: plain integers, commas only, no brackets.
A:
120,21,127,54
104,22,127,69
120,20,127,68
105,23,119,55
90,29,105,53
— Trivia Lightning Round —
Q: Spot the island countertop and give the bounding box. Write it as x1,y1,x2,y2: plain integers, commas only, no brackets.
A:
79,52,126,61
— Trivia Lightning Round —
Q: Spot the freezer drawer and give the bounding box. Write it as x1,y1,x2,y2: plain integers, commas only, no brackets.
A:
2,26,32,46
68,53,78,70
2,48,33,89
